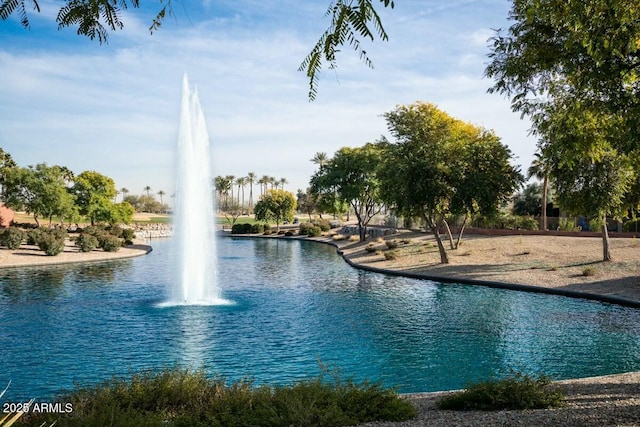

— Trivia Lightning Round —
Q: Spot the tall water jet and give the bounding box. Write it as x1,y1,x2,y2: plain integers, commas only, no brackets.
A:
171,74,227,305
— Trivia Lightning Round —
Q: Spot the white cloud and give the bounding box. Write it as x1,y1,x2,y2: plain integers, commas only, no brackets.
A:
0,0,535,201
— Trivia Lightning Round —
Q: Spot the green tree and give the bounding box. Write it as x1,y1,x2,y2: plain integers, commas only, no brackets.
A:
254,189,297,231
110,201,135,224
143,185,152,198
485,0,640,249
70,170,118,225
120,187,129,202
513,183,543,216
380,102,522,263
311,143,383,242
0,147,17,196
542,106,635,261
450,127,523,248
2,163,77,227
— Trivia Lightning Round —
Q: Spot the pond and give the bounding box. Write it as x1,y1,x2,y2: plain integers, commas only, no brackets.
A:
1,237,640,400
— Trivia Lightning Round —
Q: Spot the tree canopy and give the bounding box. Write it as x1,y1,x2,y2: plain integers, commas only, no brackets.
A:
1,0,394,100
485,0,640,260
254,189,297,231
380,102,522,263
310,143,383,242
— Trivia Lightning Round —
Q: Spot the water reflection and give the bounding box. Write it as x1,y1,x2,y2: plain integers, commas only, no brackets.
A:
2,237,640,400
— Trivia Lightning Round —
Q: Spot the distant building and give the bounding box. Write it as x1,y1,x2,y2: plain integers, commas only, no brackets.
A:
0,203,14,227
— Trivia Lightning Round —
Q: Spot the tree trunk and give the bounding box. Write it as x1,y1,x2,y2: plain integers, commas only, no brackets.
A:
443,219,455,250
359,225,367,242
541,175,548,231
455,215,468,249
426,215,448,264
602,220,611,261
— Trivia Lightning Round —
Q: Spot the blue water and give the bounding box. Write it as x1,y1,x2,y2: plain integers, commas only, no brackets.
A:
1,237,640,400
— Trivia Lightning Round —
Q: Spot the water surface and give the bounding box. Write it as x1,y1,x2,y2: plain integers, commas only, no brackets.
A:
1,237,639,400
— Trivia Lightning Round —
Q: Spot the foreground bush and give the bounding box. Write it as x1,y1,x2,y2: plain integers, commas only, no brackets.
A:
436,372,564,411
19,367,416,427
36,228,67,256
0,227,26,249
75,233,99,252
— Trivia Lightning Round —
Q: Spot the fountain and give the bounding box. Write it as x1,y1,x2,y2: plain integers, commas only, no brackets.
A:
170,74,230,305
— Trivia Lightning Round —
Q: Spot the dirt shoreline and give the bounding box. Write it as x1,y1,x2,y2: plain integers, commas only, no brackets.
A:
0,239,152,269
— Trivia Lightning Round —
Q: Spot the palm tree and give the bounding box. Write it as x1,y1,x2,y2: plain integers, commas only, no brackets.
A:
259,175,270,196
157,190,166,211
144,186,152,198
528,150,551,231
311,152,329,169
120,187,129,202
269,176,276,190
225,175,235,205
236,177,247,209
247,172,256,209
279,177,288,191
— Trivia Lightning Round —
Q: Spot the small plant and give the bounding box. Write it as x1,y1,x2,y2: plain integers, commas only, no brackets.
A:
121,228,135,245
37,229,67,256
307,225,322,237
365,244,377,253
558,217,580,232
99,234,123,252
285,231,294,236
400,238,412,244
75,233,99,252
436,372,564,411
26,228,42,245
582,266,596,277
385,239,399,249
633,235,637,247
332,234,347,241
384,250,398,260
348,235,360,242
20,366,417,427
0,227,26,249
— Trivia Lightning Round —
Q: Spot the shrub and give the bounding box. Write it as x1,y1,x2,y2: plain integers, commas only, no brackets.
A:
285,231,294,236
121,228,135,245
385,239,399,249
299,222,313,235
107,225,124,238
365,244,377,253
312,218,331,232
0,227,26,249
558,217,580,232
263,228,273,235
384,250,398,260
231,223,253,234
26,228,42,245
436,372,564,411
37,229,67,256
250,223,264,234
75,233,99,252
20,366,417,427
307,225,322,237
99,234,123,252
582,266,596,277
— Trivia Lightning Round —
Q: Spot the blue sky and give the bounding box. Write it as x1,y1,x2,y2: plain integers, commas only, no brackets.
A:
0,0,535,203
